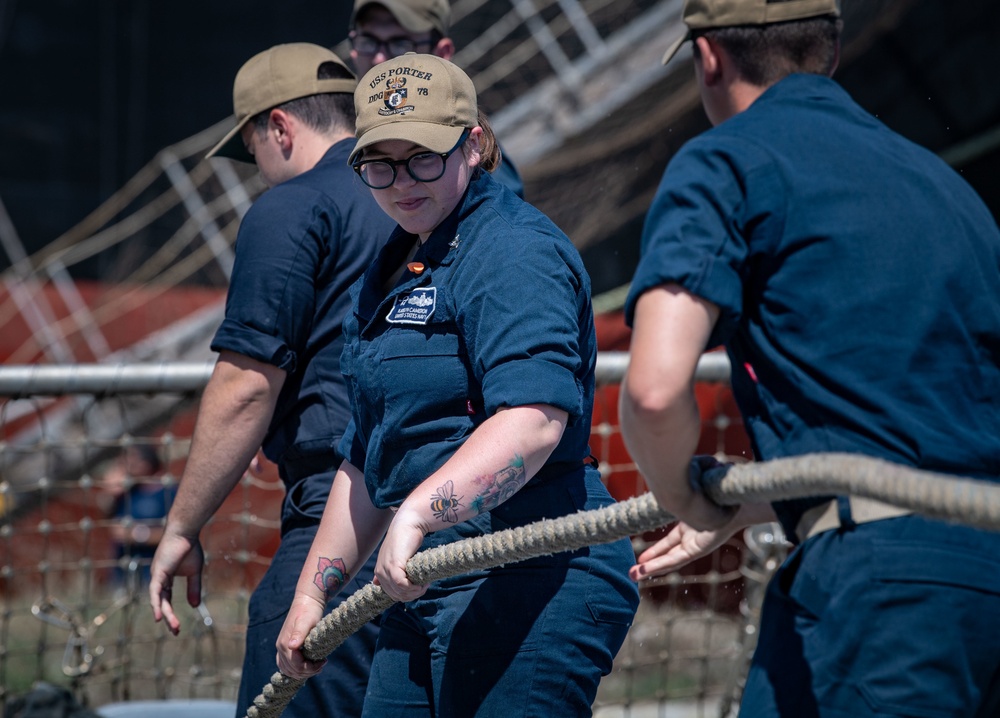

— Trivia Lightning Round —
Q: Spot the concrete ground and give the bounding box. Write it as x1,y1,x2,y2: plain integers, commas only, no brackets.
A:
595,697,727,718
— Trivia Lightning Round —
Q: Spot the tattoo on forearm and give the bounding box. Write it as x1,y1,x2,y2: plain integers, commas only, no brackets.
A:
430,480,463,523
471,455,526,514
313,557,349,599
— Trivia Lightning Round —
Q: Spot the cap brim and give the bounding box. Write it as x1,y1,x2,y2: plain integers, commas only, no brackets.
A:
661,30,691,66
349,122,465,166
206,115,255,163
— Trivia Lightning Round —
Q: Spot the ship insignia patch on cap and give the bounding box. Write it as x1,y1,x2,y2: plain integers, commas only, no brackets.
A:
380,77,413,117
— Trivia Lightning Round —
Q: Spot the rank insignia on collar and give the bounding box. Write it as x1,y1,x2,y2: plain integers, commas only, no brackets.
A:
449,233,461,249
386,287,436,325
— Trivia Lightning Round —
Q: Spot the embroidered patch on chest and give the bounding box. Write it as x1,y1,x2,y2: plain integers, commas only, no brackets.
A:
386,287,437,325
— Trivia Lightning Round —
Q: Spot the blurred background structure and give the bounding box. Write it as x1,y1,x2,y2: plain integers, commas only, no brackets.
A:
0,0,997,714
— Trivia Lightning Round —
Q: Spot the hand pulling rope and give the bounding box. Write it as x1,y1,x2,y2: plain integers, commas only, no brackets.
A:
246,453,1000,717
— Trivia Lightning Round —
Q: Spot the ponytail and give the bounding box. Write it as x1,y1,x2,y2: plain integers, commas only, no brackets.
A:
475,108,502,174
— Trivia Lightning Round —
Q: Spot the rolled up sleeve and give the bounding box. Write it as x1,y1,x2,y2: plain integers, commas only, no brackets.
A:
210,187,331,372
457,229,589,422
625,137,754,349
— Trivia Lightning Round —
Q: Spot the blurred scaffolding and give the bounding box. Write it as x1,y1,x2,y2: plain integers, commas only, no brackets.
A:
0,0,968,373
0,358,784,717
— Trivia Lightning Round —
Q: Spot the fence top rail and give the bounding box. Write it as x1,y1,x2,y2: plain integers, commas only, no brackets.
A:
0,361,218,396
596,351,731,385
0,353,731,397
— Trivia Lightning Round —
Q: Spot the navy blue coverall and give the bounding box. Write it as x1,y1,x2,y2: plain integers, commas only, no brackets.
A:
213,139,395,718
627,74,1000,717
340,170,640,716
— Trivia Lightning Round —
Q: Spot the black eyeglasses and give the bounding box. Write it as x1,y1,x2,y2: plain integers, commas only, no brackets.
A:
353,130,471,189
350,32,434,57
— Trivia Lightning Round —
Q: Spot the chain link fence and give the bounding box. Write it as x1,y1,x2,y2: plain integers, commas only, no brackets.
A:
0,357,786,716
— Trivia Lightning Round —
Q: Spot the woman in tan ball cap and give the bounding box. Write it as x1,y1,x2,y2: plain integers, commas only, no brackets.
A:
276,53,639,716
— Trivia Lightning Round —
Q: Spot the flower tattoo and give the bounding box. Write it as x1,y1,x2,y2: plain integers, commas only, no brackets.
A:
313,556,349,599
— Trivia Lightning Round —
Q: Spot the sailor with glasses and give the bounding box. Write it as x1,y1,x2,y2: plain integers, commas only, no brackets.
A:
348,0,450,75
276,54,639,715
346,0,525,198
352,129,469,189
350,30,438,61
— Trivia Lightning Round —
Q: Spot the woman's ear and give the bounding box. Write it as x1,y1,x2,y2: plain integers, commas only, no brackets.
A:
465,126,484,168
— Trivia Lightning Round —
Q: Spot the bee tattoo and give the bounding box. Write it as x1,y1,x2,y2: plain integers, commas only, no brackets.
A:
429,480,463,523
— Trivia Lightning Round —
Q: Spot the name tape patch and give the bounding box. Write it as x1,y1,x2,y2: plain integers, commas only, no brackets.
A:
387,287,437,325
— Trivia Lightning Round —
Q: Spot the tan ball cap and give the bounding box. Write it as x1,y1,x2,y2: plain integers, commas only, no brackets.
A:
207,43,357,163
662,0,840,66
350,53,476,166
351,0,451,37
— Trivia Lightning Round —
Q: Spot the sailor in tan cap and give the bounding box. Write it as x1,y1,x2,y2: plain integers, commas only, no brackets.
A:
345,0,525,197
622,1,1000,715
276,53,640,715
348,0,453,76
150,43,394,718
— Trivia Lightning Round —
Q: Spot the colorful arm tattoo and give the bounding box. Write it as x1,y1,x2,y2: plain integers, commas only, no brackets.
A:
313,556,349,600
470,455,526,514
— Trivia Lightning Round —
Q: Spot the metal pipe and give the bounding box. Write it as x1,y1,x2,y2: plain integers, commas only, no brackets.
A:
596,350,731,385
0,352,732,397
0,361,216,396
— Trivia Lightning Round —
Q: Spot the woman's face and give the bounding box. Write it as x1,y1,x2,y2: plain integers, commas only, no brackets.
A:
364,127,482,242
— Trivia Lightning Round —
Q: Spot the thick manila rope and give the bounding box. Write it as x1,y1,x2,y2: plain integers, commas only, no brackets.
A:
246,453,1000,717
696,453,1000,530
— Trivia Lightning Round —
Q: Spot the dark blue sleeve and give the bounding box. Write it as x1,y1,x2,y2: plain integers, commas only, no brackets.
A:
456,219,588,421
211,186,334,371
491,150,525,199
161,485,177,515
337,417,364,470
336,277,369,471
625,137,754,348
